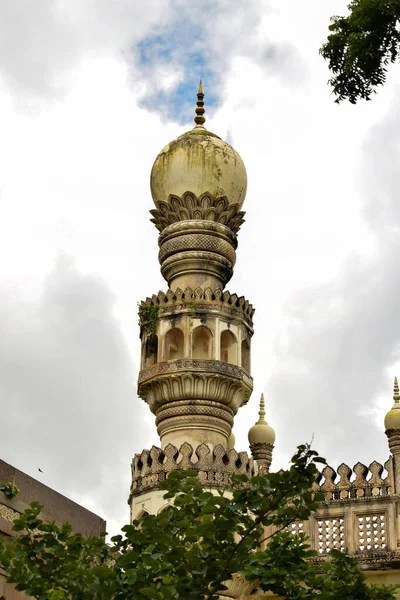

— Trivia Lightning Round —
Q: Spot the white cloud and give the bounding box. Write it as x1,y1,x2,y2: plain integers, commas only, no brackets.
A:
0,255,152,528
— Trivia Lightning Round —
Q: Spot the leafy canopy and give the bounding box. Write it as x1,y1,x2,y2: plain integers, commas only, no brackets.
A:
320,0,400,103
0,445,396,600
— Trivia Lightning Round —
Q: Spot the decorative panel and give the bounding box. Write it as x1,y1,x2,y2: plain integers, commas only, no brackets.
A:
317,517,345,554
286,521,304,536
357,514,387,551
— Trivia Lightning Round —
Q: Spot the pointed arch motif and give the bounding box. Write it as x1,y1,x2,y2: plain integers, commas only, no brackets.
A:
144,335,158,367
241,338,250,372
136,509,149,520
192,325,212,359
220,330,237,365
165,327,184,360
158,504,171,515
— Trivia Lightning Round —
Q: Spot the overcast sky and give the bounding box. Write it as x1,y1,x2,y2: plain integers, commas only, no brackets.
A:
1,0,400,535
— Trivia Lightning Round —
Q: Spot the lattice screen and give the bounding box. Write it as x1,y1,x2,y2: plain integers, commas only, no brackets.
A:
357,514,386,551
286,521,304,536
317,518,345,554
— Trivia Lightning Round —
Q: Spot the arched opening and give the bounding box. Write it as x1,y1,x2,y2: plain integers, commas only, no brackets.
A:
165,327,184,360
241,338,250,372
158,504,171,515
144,335,158,367
135,509,149,520
192,325,212,359
220,330,237,365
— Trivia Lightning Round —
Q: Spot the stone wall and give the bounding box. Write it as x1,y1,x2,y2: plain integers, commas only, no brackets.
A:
0,459,106,600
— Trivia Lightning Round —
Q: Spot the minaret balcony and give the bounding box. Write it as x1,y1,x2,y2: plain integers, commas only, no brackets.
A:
137,358,253,449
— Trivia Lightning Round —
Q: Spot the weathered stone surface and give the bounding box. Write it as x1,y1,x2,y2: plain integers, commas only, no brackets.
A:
150,131,247,209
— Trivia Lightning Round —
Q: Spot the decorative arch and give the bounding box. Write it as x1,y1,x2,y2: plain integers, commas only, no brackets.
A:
165,327,184,360
158,504,171,515
241,338,250,372
144,335,158,367
192,325,212,359
136,509,149,520
220,330,238,365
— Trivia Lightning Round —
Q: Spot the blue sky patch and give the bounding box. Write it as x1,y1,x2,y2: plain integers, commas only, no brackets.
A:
135,18,220,125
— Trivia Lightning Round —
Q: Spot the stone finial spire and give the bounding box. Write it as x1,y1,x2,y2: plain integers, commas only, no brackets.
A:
194,80,206,129
258,393,266,422
394,377,400,404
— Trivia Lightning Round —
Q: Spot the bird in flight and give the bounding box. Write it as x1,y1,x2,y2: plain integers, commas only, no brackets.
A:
38,468,43,473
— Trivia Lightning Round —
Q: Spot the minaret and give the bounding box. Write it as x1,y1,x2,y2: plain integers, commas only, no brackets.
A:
130,85,260,518
248,394,275,473
385,377,400,493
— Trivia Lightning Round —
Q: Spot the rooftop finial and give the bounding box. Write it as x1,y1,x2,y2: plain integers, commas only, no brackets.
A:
194,80,206,129
257,393,266,423
394,377,400,404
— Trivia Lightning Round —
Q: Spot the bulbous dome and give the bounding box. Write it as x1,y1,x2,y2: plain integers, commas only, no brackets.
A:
150,83,247,208
248,394,276,446
384,407,400,431
150,129,247,208
248,421,276,446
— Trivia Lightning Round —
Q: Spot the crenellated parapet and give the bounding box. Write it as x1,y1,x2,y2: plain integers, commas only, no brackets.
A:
129,442,254,503
312,459,393,500
261,457,399,567
139,286,255,333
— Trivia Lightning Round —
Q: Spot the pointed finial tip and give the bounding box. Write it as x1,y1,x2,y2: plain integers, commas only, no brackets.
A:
394,376,400,404
194,80,206,129
258,393,266,420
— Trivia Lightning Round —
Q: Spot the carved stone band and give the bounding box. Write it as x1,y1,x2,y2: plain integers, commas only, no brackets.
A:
159,219,237,247
155,399,235,426
158,233,236,265
139,372,253,413
138,359,251,384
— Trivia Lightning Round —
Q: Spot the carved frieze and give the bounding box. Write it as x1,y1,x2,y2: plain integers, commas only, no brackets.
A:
159,232,237,265
138,358,250,384
150,191,246,235
138,364,252,408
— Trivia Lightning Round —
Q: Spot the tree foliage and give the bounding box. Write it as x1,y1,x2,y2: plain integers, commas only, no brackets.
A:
320,0,400,103
0,445,396,599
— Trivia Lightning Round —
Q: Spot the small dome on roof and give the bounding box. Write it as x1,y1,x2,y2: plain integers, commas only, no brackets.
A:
248,394,276,446
385,377,400,430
